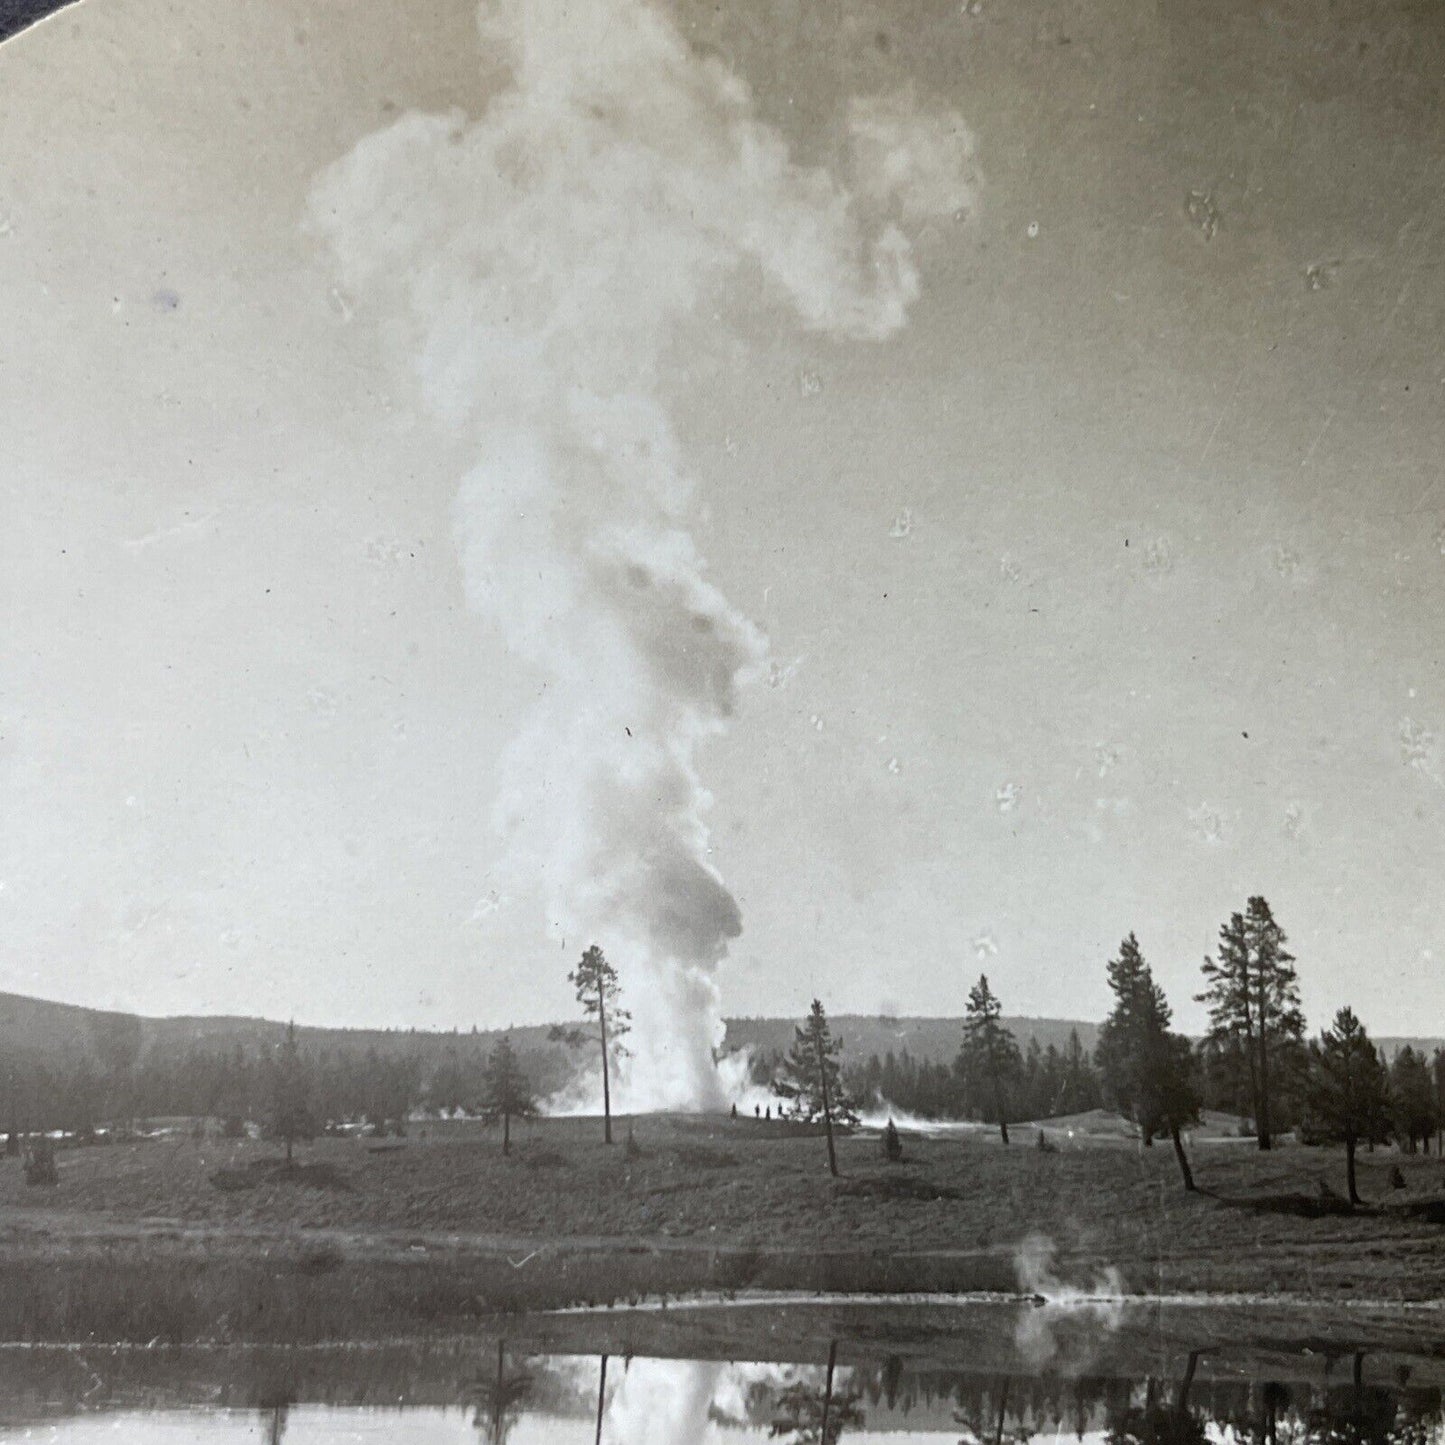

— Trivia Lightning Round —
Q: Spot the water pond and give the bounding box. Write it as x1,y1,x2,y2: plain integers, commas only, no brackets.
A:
2,1299,1441,1443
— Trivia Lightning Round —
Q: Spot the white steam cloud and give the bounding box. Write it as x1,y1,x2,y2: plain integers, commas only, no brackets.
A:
602,1358,722,1445
1013,1233,1125,1366
599,1358,842,1444
309,0,977,1109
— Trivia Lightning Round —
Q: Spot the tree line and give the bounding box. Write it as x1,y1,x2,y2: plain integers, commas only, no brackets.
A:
846,1029,1104,1127
230,1022,541,1163
0,1013,547,1149
0,945,626,1152
8,907,1443,1205
763,895,1445,1197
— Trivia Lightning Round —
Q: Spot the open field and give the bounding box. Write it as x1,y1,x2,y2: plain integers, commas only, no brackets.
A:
1,1113,1443,1342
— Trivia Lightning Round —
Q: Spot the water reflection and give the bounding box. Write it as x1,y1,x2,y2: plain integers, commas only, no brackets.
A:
1,1319,1443,1444
769,1342,865,1445
263,1401,290,1445
470,1339,535,1444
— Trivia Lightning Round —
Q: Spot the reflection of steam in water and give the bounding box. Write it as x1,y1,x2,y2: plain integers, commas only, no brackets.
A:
599,1355,723,1444
7,1339,1445,1444
1012,1233,1125,1369
576,1347,1445,1445
589,1350,865,1445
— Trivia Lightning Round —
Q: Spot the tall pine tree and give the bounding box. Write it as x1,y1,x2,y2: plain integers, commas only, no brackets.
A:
481,1034,538,1156
1096,933,1199,1188
774,999,857,1175
1307,1007,1389,1206
1196,896,1304,1149
551,945,631,1144
1096,933,1170,1138
266,1020,315,1166
958,974,1021,1145
1061,1028,1100,1113
1434,1048,1445,1155
1389,1046,1436,1155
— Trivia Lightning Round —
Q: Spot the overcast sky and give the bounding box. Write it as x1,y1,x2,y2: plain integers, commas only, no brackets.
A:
2,0,1443,1039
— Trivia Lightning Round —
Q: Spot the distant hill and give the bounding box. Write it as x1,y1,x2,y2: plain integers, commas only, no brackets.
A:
1375,1038,1445,1062
0,990,1436,1075
0,989,500,1055
724,1015,1100,1066
0,990,578,1093
0,991,1098,1072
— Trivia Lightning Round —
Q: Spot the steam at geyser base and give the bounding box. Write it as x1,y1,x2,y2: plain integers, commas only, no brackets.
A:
545,939,770,1120
309,0,977,1112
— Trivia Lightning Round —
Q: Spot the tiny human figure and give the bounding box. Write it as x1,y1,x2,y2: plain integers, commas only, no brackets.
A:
730,1102,738,1119
754,1105,760,1118
765,1106,771,1121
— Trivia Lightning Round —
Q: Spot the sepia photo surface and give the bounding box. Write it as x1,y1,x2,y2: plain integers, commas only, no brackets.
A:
2,0,1444,1438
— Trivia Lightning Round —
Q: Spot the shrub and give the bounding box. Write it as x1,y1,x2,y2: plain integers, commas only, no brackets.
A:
837,1174,959,1202
881,1118,904,1162
292,1242,345,1277
672,1145,738,1169
23,1138,58,1186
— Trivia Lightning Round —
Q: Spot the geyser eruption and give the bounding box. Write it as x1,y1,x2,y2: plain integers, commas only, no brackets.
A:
309,0,977,1110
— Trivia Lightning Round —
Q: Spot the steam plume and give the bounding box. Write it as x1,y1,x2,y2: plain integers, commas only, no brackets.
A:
1013,1233,1125,1366
600,1358,840,1443
309,0,977,1108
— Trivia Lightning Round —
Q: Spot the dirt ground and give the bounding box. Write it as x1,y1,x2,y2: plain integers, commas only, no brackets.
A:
2,1114,1443,1304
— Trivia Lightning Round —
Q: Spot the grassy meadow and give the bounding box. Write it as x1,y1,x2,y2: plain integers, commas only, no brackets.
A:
1,1111,1443,1342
